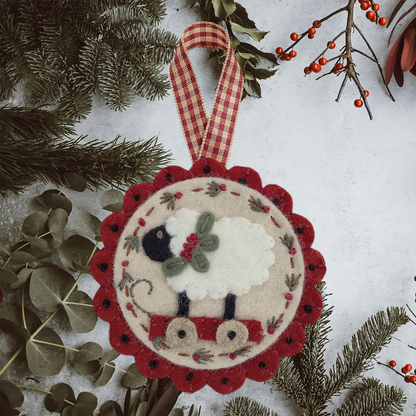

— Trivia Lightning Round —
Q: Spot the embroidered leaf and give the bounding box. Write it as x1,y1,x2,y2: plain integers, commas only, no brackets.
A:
199,235,219,252
163,257,188,277
248,196,265,212
285,274,302,292
124,235,140,253
117,272,134,291
196,212,215,238
191,246,210,273
280,234,295,249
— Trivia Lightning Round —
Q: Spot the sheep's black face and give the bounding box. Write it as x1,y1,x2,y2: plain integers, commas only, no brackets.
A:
142,225,173,262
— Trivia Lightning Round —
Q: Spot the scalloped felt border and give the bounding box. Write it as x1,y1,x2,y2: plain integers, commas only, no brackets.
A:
91,157,326,394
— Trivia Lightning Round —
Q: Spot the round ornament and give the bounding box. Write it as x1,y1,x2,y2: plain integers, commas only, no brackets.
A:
91,22,326,394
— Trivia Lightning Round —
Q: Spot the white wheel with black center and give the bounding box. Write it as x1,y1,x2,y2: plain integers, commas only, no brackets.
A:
166,317,198,349
216,320,249,352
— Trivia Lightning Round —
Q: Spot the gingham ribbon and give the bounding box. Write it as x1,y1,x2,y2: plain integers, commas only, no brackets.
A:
169,22,243,166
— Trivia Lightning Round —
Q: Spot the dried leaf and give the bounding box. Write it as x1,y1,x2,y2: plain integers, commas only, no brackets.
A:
121,363,147,389
26,327,66,376
48,208,69,243
63,290,97,333
58,235,96,273
73,210,102,241
30,266,74,312
100,189,124,212
22,212,49,235
63,172,87,192
0,269,19,284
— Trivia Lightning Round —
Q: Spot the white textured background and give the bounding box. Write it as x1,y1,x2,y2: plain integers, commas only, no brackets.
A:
1,0,416,415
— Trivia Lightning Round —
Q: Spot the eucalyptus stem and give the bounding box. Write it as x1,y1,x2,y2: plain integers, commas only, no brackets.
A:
2,256,11,269
30,339,80,353
0,345,24,377
63,301,95,307
21,286,27,330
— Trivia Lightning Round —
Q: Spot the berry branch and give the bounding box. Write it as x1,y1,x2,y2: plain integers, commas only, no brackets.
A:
275,0,394,120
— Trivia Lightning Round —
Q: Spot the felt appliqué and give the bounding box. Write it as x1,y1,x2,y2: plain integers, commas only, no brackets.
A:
91,158,326,395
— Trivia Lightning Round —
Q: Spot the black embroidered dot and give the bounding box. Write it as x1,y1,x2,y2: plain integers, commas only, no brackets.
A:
165,173,173,181
111,224,119,232
221,378,229,385
238,176,246,185
308,264,316,271
286,337,294,344
272,197,280,206
296,227,304,234
227,331,236,340
149,360,158,369
178,330,187,339
102,299,111,308
121,334,129,343
304,305,314,313
203,165,211,173
100,263,108,272
259,361,267,368
134,194,140,201
186,373,194,381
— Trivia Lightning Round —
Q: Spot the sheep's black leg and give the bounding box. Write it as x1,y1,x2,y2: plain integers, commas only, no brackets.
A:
177,291,190,317
224,293,236,320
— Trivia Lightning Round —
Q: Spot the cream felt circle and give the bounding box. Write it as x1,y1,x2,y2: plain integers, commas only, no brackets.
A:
113,177,305,370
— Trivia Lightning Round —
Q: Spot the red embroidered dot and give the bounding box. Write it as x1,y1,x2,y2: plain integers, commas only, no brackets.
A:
263,206,270,213
122,260,129,267
268,327,275,335
285,293,293,301
220,183,227,191
139,218,146,227
230,353,237,360
126,302,133,310
289,247,297,255
175,192,183,199
193,354,200,361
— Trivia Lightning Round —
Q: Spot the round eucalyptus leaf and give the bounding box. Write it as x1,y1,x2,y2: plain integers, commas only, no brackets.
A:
24,245,52,260
0,269,18,284
30,266,74,312
0,380,24,409
168,409,184,416
10,250,37,264
20,232,49,250
71,392,97,415
0,305,41,339
100,190,124,213
26,327,66,376
22,212,49,236
63,172,87,192
44,383,73,412
10,268,33,289
101,348,120,364
48,208,68,243
100,400,123,416
40,190,73,214
75,342,103,363
63,290,97,333
74,359,101,375
121,363,146,389
94,361,115,387
73,210,102,241
0,240,10,255
58,235,96,273
72,261,94,274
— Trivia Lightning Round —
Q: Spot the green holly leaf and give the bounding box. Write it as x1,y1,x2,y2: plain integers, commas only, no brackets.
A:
48,208,68,243
22,212,49,236
199,235,219,252
162,257,188,277
0,380,24,416
30,266,74,312
243,78,261,98
238,42,278,69
26,327,66,376
100,190,124,213
196,212,215,238
58,235,96,273
37,190,72,215
73,210,102,241
121,363,146,389
229,3,256,28
63,290,97,333
230,22,268,42
212,0,236,20
191,246,209,273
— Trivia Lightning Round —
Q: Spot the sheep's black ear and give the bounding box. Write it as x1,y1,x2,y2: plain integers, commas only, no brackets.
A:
143,225,174,262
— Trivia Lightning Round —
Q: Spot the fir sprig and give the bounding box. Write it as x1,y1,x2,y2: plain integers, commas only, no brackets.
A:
223,396,280,416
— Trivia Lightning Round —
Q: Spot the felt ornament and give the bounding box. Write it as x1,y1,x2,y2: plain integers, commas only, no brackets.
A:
91,22,326,394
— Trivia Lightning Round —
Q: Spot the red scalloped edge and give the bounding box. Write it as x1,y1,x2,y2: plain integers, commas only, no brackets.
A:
91,157,327,394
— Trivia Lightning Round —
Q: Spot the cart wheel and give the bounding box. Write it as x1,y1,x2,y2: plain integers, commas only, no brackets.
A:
166,317,198,348
216,320,249,352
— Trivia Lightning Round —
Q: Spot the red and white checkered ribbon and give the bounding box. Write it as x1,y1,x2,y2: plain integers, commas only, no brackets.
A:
169,22,243,166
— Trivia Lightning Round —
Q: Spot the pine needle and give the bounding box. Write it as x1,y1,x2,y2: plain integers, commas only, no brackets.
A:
223,397,280,416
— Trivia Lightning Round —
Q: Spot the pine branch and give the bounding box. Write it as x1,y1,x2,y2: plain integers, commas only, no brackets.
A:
332,378,406,416
0,135,172,196
223,397,280,416
322,307,407,403
134,0,167,25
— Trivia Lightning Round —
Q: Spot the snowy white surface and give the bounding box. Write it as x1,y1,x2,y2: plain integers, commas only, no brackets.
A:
1,0,416,415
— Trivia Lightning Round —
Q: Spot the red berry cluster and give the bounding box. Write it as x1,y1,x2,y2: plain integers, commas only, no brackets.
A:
358,0,387,25
389,360,416,383
180,233,200,263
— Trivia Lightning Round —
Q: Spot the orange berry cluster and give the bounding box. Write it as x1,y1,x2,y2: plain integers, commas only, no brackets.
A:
389,361,416,383
358,0,387,25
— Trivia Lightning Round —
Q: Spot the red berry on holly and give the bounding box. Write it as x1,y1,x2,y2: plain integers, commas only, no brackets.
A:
410,376,416,383
230,353,237,360
354,99,363,108
401,367,407,373
313,20,322,28
308,33,315,39
308,27,316,35
310,63,321,73
373,4,380,11
290,32,299,41
405,364,413,372
364,90,369,97
289,50,297,58
175,192,183,199
327,41,336,49
304,67,312,75
366,11,376,20
318,57,327,66
360,2,370,10
405,375,412,382
276,47,283,55
284,54,291,61
335,63,343,70
389,360,397,367
379,17,387,26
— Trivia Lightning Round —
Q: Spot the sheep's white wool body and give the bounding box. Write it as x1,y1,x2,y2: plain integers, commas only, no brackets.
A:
165,208,276,300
